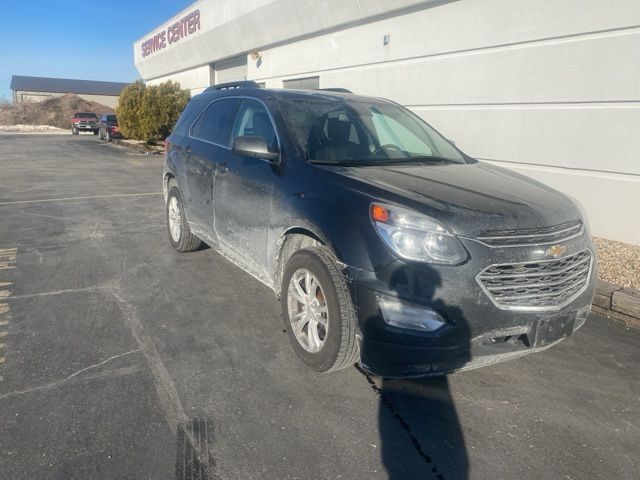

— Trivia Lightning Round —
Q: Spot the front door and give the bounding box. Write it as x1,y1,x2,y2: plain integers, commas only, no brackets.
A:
212,99,280,275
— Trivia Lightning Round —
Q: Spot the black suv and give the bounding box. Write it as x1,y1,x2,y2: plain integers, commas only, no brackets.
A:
164,81,596,377
98,114,123,141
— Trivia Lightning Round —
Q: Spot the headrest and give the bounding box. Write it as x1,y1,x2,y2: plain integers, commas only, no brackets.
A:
327,118,352,144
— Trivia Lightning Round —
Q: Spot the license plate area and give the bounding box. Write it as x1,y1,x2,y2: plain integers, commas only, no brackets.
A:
535,312,576,347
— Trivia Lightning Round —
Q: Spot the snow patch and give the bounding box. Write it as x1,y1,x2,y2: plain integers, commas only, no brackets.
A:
0,125,69,134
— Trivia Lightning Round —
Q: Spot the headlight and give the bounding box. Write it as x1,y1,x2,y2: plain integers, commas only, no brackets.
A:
370,203,468,264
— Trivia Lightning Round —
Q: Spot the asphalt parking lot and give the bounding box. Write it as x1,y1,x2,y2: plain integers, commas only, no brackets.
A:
0,134,638,480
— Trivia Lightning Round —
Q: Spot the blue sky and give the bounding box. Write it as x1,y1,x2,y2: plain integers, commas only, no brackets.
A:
1,1,195,100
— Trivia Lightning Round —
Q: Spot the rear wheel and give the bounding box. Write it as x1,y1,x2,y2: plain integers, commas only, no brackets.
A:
166,183,202,252
281,247,359,372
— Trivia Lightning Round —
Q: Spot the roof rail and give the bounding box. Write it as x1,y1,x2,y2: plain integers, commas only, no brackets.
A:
204,81,259,92
318,88,353,94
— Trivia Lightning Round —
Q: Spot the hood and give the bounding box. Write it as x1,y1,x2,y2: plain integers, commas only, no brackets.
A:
317,161,581,238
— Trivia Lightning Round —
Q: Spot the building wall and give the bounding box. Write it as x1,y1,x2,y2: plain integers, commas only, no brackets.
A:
135,0,640,245
13,90,120,109
146,65,214,96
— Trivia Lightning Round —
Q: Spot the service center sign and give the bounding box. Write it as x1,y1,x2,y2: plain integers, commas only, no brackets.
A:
141,10,201,58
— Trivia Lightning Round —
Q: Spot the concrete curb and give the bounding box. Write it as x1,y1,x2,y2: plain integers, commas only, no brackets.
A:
593,280,640,328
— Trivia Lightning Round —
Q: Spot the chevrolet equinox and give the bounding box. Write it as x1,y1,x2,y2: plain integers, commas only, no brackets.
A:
163,81,596,377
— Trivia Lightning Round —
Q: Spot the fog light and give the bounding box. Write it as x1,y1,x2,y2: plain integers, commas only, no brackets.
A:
378,295,446,332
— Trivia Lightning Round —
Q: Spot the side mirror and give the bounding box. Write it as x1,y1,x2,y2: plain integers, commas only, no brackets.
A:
232,135,280,162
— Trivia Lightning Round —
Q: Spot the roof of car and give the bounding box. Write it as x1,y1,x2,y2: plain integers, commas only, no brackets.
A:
197,83,389,105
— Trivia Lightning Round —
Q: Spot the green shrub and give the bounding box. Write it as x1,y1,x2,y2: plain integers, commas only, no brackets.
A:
117,80,190,142
116,81,145,140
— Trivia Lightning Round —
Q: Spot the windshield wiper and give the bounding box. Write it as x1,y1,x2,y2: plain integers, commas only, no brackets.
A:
307,159,372,166
376,156,461,165
308,156,462,166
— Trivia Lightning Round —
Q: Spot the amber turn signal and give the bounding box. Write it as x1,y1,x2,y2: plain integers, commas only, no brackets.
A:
371,204,390,223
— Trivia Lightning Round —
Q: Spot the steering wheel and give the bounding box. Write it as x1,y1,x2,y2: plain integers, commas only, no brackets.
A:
372,144,404,157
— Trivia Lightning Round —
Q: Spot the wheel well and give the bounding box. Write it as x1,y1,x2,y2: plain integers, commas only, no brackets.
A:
274,229,326,294
163,173,175,201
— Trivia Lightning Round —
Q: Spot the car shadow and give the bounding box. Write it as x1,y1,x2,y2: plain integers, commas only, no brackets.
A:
356,261,471,479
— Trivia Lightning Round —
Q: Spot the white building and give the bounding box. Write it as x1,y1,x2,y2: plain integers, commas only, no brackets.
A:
134,0,640,245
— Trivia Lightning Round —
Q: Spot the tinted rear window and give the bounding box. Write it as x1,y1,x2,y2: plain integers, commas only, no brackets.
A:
173,98,207,136
190,98,240,146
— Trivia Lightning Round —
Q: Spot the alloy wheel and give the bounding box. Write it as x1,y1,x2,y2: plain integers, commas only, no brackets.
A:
168,196,182,242
287,268,329,353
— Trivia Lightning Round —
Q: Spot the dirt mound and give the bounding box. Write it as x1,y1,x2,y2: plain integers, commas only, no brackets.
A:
0,93,115,129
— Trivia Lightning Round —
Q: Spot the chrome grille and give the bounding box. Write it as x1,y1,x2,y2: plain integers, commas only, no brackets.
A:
476,221,583,247
477,249,592,309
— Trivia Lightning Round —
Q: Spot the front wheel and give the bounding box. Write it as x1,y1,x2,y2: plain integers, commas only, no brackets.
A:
166,184,202,252
281,247,359,372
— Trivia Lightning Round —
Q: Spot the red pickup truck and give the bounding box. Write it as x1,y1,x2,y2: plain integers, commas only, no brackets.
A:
71,112,99,135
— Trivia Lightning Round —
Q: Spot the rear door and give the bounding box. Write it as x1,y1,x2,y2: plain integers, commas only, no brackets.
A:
212,98,280,274
185,98,240,235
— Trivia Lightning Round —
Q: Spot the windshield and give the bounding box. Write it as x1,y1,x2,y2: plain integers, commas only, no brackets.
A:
277,96,465,165
75,112,97,118
106,115,117,122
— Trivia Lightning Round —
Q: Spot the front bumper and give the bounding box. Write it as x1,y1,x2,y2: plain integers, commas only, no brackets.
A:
73,123,98,131
347,235,597,377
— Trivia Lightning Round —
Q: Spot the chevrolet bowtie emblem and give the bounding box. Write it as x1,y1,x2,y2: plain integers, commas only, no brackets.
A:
545,244,567,259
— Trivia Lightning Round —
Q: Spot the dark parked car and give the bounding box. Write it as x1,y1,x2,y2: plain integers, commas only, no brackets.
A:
163,81,597,377
98,114,123,141
71,112,98,135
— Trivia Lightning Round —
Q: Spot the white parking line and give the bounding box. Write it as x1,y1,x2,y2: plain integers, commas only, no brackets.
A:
0,192,162,206
0,249,17,270
0,252,16,375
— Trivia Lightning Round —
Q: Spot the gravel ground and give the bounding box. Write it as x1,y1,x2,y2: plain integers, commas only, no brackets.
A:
594,237,640,290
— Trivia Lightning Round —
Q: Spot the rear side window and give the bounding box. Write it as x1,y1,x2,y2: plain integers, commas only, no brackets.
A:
190,98,240,146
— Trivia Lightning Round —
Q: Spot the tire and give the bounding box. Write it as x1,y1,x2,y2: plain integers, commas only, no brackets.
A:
93,130,99,135
166,183,202,252
281,246,359,372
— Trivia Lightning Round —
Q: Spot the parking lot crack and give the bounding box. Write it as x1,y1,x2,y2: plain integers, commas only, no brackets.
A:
9,285,106,300
0,348,142,401
109,285,219,478
355,364,445,480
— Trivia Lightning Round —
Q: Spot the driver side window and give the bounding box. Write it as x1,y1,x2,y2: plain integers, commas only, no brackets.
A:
231,100,278,151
